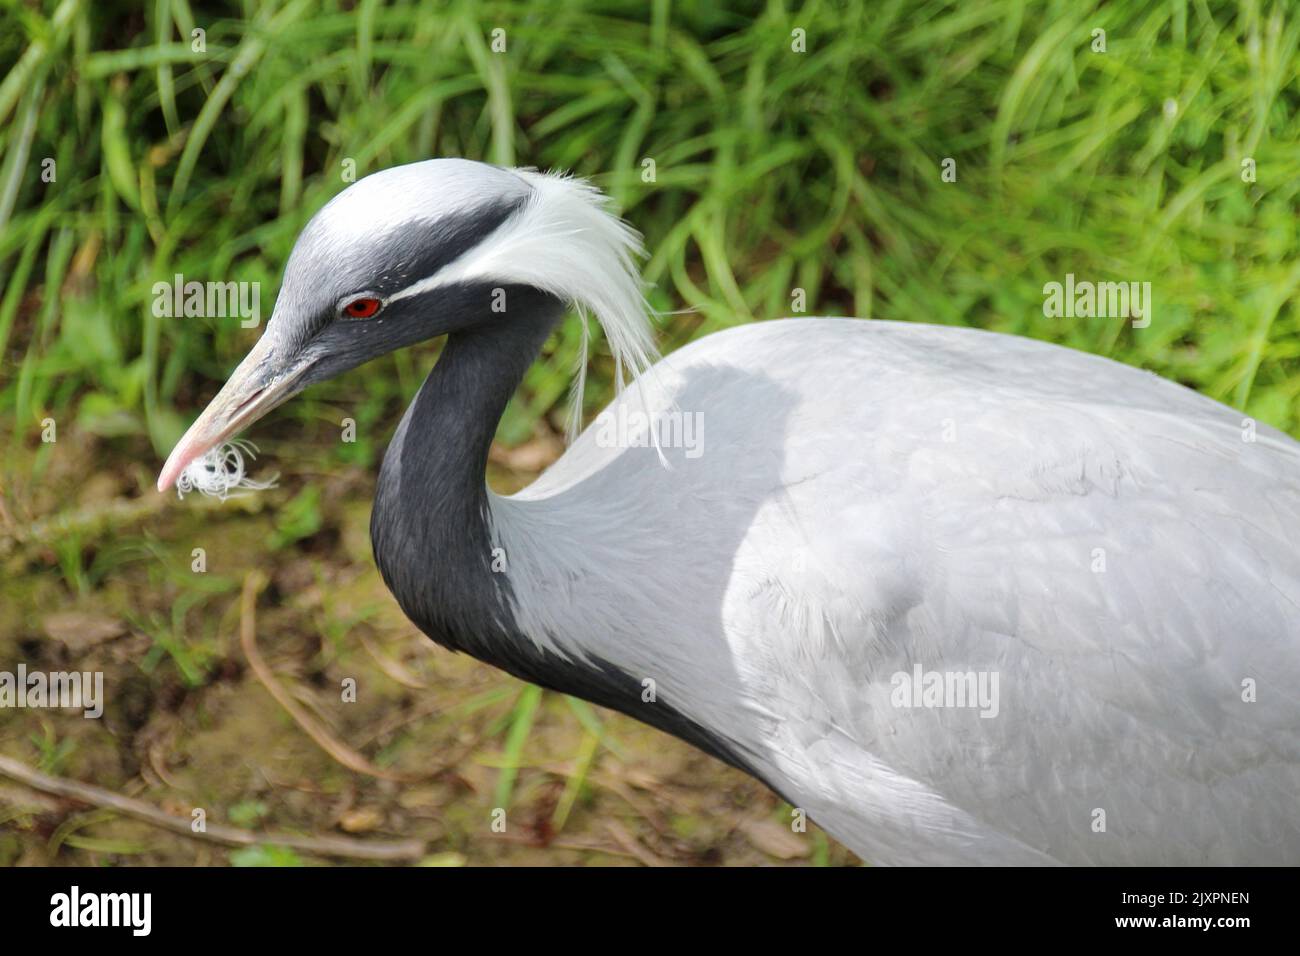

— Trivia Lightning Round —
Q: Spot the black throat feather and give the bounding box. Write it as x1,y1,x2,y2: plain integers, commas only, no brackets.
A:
369,286,766,780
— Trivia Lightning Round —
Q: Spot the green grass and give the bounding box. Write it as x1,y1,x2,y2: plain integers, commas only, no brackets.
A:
1,0,1298,865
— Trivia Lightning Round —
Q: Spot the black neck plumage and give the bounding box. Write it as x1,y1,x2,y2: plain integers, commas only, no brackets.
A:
371,284,563,656
369,285,769,784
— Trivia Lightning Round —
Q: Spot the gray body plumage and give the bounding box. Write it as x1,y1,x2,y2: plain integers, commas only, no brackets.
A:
380,313,1300,865
495,319,1300,864
163,159,1300,865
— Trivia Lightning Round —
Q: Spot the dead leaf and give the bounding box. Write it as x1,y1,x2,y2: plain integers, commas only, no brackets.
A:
42,612,126,649
338,807,385,833
740,817,810,860
489,430,564,472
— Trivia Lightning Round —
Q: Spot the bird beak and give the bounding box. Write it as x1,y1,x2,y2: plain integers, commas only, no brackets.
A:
156,332,308,493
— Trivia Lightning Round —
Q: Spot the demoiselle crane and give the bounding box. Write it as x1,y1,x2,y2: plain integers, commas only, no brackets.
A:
158,159,1300,865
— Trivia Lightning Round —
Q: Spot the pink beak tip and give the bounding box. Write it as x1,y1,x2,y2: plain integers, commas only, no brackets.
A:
157,443,193,494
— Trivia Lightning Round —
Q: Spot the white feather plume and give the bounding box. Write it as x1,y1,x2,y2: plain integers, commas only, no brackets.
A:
425,167,665,442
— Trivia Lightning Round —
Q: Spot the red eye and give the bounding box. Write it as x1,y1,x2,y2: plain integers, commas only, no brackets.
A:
343,297,381,318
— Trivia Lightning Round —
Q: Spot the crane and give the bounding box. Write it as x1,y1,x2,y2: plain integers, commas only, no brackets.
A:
158,159,1300,865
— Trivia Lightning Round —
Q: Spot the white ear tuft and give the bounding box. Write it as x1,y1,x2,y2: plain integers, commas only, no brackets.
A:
415,165,663,443
472,168,662,440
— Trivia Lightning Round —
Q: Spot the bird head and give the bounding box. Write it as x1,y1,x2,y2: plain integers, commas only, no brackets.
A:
157,158,655,492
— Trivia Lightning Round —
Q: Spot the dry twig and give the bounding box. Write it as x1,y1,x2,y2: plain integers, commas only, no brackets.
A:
238,571,425,783
0,752,425,862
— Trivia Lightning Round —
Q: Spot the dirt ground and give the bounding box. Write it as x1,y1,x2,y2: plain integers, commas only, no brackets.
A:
0,430,857,866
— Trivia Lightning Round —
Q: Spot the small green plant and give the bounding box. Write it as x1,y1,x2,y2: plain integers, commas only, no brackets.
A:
230,844,305,867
